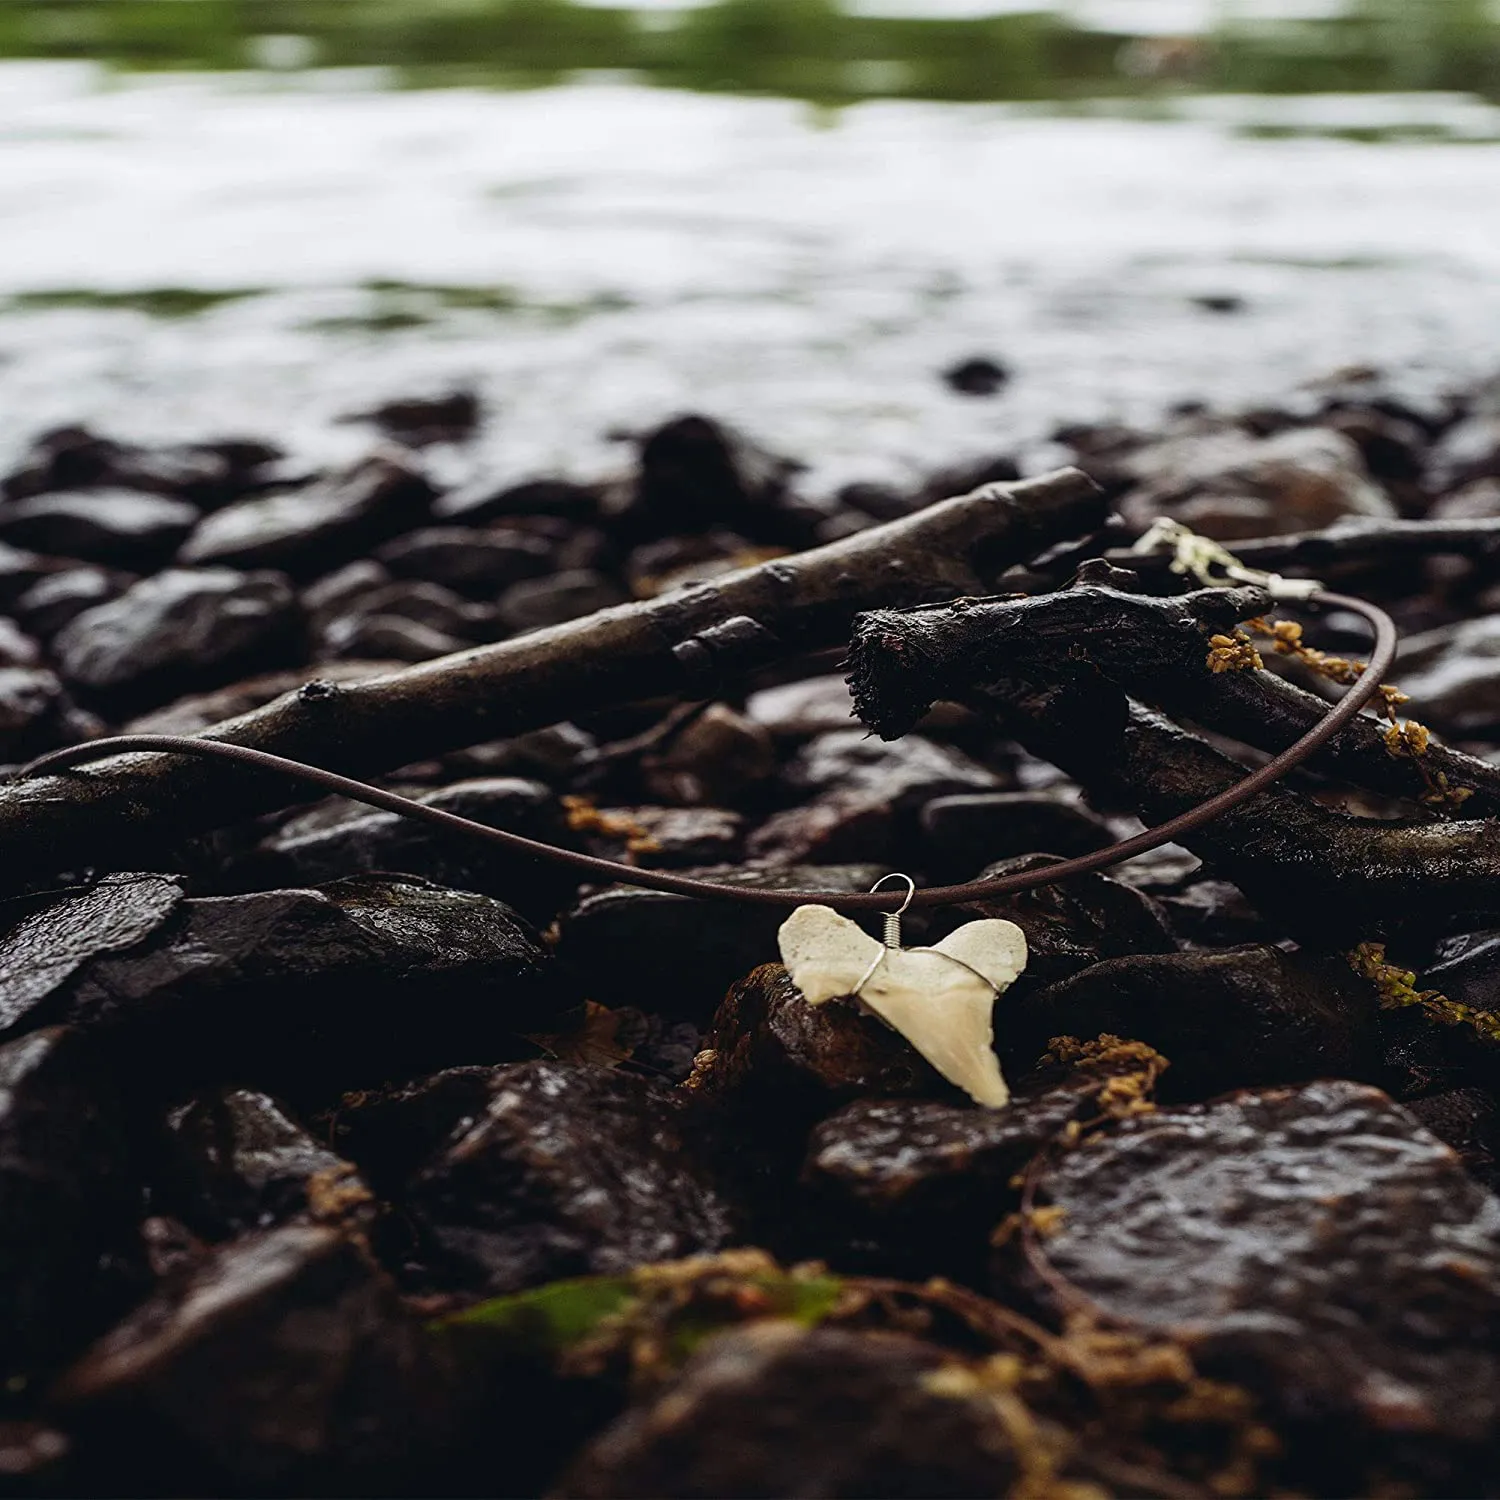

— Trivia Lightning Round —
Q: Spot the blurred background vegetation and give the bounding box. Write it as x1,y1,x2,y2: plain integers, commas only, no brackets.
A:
0,0,1496,104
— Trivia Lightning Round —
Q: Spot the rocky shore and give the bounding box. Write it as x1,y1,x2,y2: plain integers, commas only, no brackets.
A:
4,373,1500,1496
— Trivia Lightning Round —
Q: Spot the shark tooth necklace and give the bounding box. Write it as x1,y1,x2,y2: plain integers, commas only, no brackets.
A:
778,874,1026,1108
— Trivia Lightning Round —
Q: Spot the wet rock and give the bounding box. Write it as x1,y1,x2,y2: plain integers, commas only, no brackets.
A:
920,792,1112,880
351,388,480,447
1426,927,1500,1019
934,857,1177,993
300,558,390,627
802,1090,1084,1278
317,612,468,663
12,566,134,640
1429,475,1500,521
433,475,600,525
1118,424,1397,538
585,806,745,868
1407,1086,1500,1190
52,567,301,709
919,453,1022,507
0,666,99,762
1396,615,1500,735
162,1089,372,1239
553,863,885,1020
2,876,572,1097
439,721,597,785
626,414,803,545
559,1323,1021,1500
1154,875,1276,949
245,778,573,922
0,618,39,668
498,569,625,633
0,873,185,1032
1326,405,1428,487
749,732,1000,864
745,674,860,739
54,1224,473,1495
313,579,496,661
641,703,775,805
178,456,434,577
1427,413,1500,495
0,1027,144,1381
3,427,280,509
1031,1081,1500,1494
836,480,919,523
1006,945,1378,1101
400,1060,735,1295
0,541,67,612
694,964,953,1121
375,525,554,596
942,355,1010,397
0,491,198,569
124,660,399,735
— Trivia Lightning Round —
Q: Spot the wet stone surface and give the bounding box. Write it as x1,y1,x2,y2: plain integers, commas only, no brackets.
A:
51,566,301,710
393,1060,736,1296
0,875,572,1098
1005,944,1381,1102
558,1323,1021,1500
1031,1080,1500,1494
54,1224,473,1496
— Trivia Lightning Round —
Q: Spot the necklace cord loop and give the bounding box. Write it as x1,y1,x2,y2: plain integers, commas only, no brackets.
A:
10,585,1398,914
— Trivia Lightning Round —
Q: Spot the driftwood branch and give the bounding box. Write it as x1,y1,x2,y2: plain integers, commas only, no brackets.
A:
0,469,1103,888
1096,516,1500,579
849,577,1500,816
847,585,1500,940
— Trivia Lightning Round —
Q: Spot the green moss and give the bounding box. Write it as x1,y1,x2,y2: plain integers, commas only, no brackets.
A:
6,287,265,318
441,1263,847,1364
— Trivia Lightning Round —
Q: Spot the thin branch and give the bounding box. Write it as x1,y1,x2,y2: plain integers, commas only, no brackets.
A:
0,469,1103,889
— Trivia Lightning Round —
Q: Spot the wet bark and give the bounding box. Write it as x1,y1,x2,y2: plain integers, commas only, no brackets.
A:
847,582,1500,942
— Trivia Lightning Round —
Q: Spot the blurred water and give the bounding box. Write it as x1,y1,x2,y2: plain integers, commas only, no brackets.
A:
0,45,1496,490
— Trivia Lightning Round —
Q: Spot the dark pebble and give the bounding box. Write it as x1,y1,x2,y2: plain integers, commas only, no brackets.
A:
398,1060,735,1295
51,566,301,709
0,490,198,569
244,777,574,921
351,388,480,447
1005,944,1380,1101
626,413,803,545
920,791,1113,879
498,569,625,632
161,1088,373,1240
0,875,573,1098
559,1324,1021,1500
802,1088,1085,1278
12,566,135,640
942,355,1011,396
0,665,100,763
375,524,555,595
433,475,600,525
0,1027,145,1383
749,731,1000,865
178,455,435,577
1030,1080,1500,1494
54,1224,473,1495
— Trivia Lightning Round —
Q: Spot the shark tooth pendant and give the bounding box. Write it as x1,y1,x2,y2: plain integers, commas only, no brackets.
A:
777,875,1027,1108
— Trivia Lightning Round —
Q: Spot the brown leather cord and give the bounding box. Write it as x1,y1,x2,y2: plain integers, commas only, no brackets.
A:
14,590,1397,914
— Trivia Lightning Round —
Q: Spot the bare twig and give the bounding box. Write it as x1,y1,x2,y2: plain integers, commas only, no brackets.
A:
0,469,1103,889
